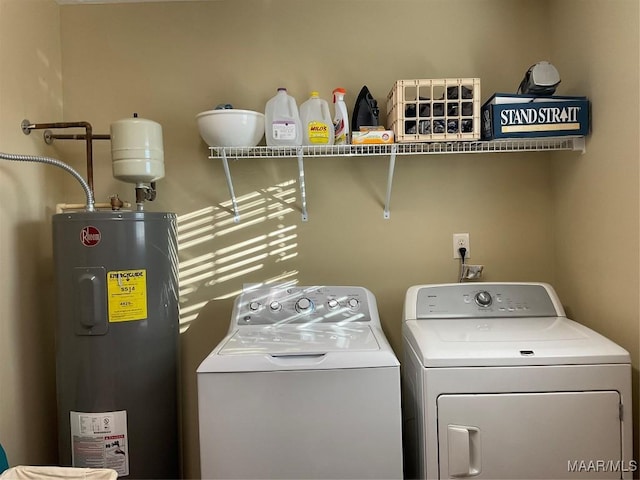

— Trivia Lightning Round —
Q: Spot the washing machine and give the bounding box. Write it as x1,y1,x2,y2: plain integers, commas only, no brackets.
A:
197,285,403,479
402,282,633,480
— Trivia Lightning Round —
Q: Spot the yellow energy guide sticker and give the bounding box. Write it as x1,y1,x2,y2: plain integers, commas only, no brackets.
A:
107,269,148,322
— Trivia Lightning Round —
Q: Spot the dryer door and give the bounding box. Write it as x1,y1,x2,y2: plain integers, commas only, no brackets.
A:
437,391,623,479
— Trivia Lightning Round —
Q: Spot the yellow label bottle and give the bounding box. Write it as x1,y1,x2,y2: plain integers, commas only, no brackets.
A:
300,91,334,146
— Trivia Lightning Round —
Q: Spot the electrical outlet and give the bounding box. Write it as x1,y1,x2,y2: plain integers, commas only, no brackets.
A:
453,233,470,258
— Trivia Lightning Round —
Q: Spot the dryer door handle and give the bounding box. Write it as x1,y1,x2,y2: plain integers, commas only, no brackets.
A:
447,425,481,477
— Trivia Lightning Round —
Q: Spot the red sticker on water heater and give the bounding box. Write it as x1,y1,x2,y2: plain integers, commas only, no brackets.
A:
80,226,101,247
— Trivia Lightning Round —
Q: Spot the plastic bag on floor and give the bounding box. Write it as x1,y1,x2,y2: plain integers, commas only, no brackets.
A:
0,466,117,480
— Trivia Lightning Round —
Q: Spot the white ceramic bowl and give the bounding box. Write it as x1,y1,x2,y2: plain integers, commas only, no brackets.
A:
196,109,265,147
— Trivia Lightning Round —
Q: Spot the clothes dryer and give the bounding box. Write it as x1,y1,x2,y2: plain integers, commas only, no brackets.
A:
402,282,633,480
198,285,403,479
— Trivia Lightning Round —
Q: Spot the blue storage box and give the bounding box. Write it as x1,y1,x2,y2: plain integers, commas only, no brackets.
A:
481,93,590,140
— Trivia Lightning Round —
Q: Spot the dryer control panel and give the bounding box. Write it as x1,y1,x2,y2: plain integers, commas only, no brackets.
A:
233,285,377,326
412,283,562,319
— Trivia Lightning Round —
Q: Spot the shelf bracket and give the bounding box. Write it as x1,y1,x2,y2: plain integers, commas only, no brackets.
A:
383,144,398,219
220,149,240,223
297,147,308,221
572,136,586,154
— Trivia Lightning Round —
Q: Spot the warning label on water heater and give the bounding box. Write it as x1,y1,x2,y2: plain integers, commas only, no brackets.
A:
107,269,148,322
70,410,129,476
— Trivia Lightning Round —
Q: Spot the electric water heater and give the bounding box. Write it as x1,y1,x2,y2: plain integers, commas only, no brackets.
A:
52,211,179,479
50,115,179,478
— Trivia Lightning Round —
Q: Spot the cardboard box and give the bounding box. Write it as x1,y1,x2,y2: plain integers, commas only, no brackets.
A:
481,93,590,140
352,130,395,144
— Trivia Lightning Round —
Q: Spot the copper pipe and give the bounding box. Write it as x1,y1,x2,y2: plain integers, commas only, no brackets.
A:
84,123,94,195
23,121,92,131
22,120,106,197
45,133,111,141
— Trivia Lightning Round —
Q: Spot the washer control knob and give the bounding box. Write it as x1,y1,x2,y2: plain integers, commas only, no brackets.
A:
269,301,282,312
475,291,493,307
295,297,314,313
347,298,360,309
327,299,340,309
249,301,261,311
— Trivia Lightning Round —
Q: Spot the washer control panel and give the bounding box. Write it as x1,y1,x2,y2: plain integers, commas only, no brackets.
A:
234,285,375,326
414,283,560,319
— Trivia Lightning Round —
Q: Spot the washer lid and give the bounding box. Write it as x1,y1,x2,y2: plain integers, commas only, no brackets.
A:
403,317,630,367
197,324,399,372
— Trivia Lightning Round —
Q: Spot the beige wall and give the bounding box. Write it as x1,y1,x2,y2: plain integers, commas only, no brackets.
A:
0,0,64,466
549,0,640,460
1,0,638,478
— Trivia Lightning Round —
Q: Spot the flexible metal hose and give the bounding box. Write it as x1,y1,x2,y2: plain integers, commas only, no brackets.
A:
0,152,95,211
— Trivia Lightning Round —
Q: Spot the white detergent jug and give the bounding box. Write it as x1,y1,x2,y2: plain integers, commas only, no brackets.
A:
332,87,350,144
265,87,302,146
299,91,334,146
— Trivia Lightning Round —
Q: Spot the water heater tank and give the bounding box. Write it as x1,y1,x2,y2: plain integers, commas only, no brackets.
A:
53,211,179,479
110,116,164,184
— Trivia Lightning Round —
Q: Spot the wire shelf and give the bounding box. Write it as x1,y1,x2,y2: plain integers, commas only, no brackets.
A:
208,137,585,159
208,136,585,222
